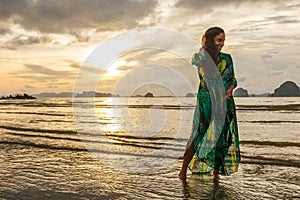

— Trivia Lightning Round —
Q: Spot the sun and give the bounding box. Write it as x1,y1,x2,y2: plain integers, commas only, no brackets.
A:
106,59,127,77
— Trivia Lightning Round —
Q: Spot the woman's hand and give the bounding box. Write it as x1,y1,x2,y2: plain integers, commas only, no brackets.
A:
226,85,235,99
226,89,233,99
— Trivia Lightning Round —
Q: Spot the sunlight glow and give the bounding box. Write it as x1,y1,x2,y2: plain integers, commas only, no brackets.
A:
106,59,127,77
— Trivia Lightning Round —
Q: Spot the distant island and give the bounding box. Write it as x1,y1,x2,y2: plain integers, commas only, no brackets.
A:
0,93,36,100
185,81,300,97
268,81,300,97
234,80,300,97
3,80,299,98
233,88,249,97
75,91,119,97
32,91,120,97
186,93,196,97
34,92,75,97
145,92,154,97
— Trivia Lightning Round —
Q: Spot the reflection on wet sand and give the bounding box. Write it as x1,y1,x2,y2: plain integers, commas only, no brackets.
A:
180,174,237,200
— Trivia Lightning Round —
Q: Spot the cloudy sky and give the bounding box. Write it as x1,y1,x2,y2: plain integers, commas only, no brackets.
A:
1,0,299,96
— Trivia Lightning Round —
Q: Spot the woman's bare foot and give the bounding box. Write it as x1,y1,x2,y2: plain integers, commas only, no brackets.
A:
178,170,186,179
213,169,219,180
179,143,195,180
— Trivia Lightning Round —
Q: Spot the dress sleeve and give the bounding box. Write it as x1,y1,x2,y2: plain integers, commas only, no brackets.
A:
228,54,237,89
191,49,206,67
192,49,207,88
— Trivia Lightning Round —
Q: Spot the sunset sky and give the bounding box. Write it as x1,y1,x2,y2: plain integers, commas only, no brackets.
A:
1,0,299,96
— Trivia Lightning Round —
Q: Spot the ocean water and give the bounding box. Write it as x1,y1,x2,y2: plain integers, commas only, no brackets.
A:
0,97,299,199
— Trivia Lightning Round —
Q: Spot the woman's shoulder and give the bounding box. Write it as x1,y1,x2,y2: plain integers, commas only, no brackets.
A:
220,52,233,64
220,52,232,58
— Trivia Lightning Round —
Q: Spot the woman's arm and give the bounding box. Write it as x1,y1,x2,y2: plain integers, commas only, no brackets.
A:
228,54,237,89
226,55,237,99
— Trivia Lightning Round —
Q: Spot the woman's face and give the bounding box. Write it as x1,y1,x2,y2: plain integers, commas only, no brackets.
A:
214,32,225,52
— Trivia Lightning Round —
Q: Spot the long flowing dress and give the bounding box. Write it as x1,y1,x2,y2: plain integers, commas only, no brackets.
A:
184,50,241,176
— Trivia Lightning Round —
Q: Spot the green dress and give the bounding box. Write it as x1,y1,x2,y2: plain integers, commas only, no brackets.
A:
185,50,241,176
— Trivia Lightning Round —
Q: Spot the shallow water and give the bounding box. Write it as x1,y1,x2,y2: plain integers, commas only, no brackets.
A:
0,97,299,199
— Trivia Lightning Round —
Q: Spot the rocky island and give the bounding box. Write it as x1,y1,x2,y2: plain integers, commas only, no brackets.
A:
233,88,249,97
0,93,36,100
269,81,300,97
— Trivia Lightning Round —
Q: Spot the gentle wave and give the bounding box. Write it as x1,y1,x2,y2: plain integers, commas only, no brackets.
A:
28,119,112,124
1,112,67,116
0,141,86,152
0,125,77,135
0,101,71,107
30,119,75,123
240,140,300,147
236,104,300,111
1,141,299,168
242,155,300,168
239,120,300,124
0,141,180,159
0,125,186,141
4,132,184,151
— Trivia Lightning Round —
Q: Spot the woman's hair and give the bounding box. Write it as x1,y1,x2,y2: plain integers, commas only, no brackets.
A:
202,27,224,64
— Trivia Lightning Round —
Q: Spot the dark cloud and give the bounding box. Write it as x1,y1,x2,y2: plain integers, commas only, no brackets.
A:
273,2,300,11
230,27,263,32
0,0,158,34
0,0,29,19
2,35,53,50
24,64,73,76
69,62,81,69
269,71,284,76
271,66,288,71
229,34,299,49
264,16,300,24
287,2,300,9
175,0,290,11
16,75,59,82
0,24,11,35
261,54,272,59
68,61,105,74
175,0,258,11
279,19,300,23
24,85,35,89
16,73,77,85
229,21,272,33
268,65,287,76
67,30,90,43
229,15,299,33
121,49,157,64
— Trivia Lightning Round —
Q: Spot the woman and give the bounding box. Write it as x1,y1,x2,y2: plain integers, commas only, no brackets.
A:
179,27,241,180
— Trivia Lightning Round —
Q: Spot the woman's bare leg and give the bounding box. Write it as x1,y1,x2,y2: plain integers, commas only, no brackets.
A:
178,143,195,179
213,169,219,180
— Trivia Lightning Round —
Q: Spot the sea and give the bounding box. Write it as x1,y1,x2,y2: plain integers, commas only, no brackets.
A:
0,97,299,200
